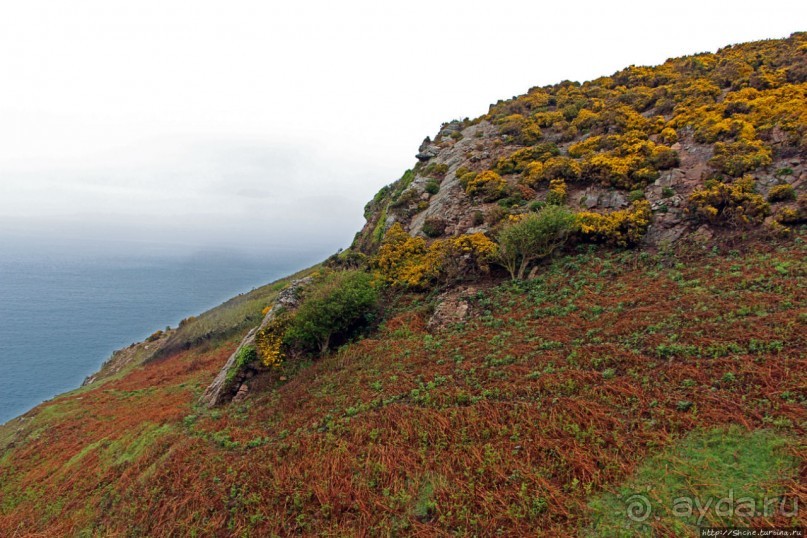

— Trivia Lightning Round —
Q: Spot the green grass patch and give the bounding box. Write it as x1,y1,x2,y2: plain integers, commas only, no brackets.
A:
587,426,798,536
109,423,174,465
63,438,107,470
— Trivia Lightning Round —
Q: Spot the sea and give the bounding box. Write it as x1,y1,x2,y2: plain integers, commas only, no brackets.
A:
0,249,321,424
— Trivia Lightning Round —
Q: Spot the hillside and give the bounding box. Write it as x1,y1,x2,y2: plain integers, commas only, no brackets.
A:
1,34,805,537
356,32,805,255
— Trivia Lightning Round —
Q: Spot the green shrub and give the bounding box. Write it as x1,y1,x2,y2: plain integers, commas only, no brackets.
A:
227,345,258,381
425,180,440,195
422,217,447,238
628,189,646,202
324,249,368,270
775,167,794,177
390,188,419,210
234,344,258,368
494,205,578,279
146,330,164,342
284,271,379,354
486,206,509,226
424,163,449,179
497,196,524,209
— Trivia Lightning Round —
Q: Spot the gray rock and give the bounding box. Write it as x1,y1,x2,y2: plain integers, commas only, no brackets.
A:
428,288,475,330
438,121,462,138
655,169,685,188
416,137,440,161
198,327,259,408
199,277,312,407
581,191,599,209
469,151,490,162
231,383,250,403
602,191,627,209
690,225,714,243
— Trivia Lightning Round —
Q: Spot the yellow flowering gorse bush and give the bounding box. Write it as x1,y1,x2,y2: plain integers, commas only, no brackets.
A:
577,201,652,247
688,176,771,226
374,223,496,287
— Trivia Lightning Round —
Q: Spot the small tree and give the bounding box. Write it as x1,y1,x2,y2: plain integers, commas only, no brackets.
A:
284,270,378,355
495,206,578,280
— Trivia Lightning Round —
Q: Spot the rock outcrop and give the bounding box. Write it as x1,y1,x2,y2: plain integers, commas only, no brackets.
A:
427,287,476,331
199,277,312,407
355,60,805,256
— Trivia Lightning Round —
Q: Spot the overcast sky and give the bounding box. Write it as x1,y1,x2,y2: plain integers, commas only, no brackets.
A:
1,0,804,258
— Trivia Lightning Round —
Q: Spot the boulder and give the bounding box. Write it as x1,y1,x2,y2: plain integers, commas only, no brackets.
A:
427,288,475,330
416,137,440,161
231,383,250,403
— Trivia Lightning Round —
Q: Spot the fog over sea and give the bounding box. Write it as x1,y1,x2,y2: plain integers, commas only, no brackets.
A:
0,247,323,424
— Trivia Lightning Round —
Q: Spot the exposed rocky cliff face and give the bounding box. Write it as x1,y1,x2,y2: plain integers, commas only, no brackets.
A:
357,119,804,253
356,33,806,254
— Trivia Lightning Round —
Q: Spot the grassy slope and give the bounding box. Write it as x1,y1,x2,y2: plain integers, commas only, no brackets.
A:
0,235,804,537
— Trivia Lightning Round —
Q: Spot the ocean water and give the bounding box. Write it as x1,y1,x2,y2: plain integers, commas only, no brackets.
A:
0,250,316,424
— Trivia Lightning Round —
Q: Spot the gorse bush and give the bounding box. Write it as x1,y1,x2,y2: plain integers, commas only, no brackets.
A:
478,32,805,223
255,312,289,367
576,200,652,247
774,195,806,224
649,145,680,169
374,223,496,287
463,170,508,202
573,134,678,190
495,144,560,175
494,205,578,280
522,156,581,187
546,179,567,205
709,138,772,176
434,233,498,284
767,184,796,202
375,223,441,288
495,114,543,145
688,176,770,226
659,127,678,144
